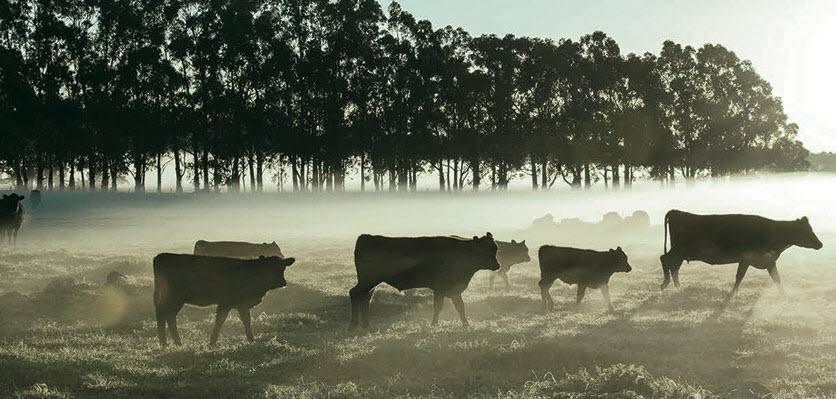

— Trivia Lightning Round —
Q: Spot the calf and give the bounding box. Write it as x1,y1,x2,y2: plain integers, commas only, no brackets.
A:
490,239,531,289
661,210,822,294
153,253,295,347
194,240,284,259
350,233,499,329
0,193,25,244
538,246,632,312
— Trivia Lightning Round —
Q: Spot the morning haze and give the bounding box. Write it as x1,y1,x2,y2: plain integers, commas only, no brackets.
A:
1,0,835,398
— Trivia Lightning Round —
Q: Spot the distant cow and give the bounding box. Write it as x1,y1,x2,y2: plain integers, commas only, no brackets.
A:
660,210,822,294
193,240,284,259
349,232,499,329
538,246,632,312
153,253,296,347
0,193,25,244
490,239,531,289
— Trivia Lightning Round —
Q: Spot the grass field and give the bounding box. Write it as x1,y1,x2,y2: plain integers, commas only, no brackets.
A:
1,184,835,398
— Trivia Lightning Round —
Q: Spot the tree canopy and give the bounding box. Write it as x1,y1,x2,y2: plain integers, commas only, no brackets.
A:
0,0,809,193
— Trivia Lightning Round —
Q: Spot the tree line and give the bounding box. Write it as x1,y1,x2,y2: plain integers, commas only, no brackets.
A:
0,0,810,193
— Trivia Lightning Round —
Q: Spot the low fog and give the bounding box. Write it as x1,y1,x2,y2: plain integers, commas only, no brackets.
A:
14,172,835,251
2,173,835,398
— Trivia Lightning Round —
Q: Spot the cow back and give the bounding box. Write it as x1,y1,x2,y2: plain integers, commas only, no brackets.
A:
194,240,283,259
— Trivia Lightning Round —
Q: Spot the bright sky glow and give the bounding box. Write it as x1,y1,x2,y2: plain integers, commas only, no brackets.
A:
397,0,836,151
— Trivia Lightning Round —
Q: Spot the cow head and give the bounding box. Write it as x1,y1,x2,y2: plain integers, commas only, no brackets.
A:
1,193,25,212
263,241,284,257
472,232,500,271
258,256,296,289
608,247,632,273
505,239,532,264
793,217,823,250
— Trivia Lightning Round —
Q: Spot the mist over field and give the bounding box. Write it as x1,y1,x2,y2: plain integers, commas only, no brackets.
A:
0,173,834,398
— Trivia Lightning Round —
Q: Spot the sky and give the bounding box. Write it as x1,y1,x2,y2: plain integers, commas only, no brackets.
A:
397,0,836,152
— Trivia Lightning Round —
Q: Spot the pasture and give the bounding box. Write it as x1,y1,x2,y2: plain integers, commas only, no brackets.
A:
1,179,835,398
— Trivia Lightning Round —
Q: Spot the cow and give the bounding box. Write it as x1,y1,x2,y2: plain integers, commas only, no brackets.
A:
153,253,296,347
660,210,823,295
0,193,25,244
349,232,499,329
490,239,531,289
538,246,632,312
193,240,284,259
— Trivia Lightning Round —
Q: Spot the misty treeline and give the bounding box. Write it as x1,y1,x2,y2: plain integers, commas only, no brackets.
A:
0,0,809,193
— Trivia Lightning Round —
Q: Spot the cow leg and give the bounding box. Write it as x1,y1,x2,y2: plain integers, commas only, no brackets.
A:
538,278,555,312
766,263,785,295
601,283,614,312
731,263,749,295
431,291,444,326
660,252,683,291
501,272,511,289
360,287,375,329
576,284,587,305
238,307,254,342
450,294,469,328
489,272,496,290
167,313,182,346
210,307,231,346
348,285,370,330
12,227,19,245
155,308,169,347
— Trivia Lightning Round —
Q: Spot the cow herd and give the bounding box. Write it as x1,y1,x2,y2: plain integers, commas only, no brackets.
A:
150,210,822,348
0,192,824,348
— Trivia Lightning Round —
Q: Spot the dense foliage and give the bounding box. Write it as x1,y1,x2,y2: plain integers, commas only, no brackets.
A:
0,0,808,192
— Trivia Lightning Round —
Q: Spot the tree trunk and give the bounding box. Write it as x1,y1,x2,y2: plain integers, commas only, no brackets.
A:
360,155,366,192
583,163,591,189
193,144,200,192
388,165,396,191
174,150,183,193
80,158,86,190
88,156,96,191
13,158,23,189
153,154,160,192
58,159,65,191
68,159,75,190
256,151,264,192
101,159,109,191
202,149,209,191
36,153,44,190
48,158,54,191
471,159,480,191
624,164,631,188
541,159,547,189
453,159,459,191
437,159,445,191
530,156,538,190
612,164,620,188
491,163,496,190
248,154,255,193
110,162,118,191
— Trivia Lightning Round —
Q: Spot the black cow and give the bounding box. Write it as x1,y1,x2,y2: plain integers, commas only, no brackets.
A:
660,210,823,294
538,246,632,312
193,240,284,259
0,193,25,244
349,232,499,329
490,239,531,289
153,253,296,347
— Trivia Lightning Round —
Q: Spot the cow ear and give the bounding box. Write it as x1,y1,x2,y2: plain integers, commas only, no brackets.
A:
486,232,493,239
19,195,24,200
283,257,296,267
617,246,622,251
472,236,479,241
259,255,266,259
521,240,526,245
2,195,7,199
801,216,809,222
272,241,277,244
511,239,516,244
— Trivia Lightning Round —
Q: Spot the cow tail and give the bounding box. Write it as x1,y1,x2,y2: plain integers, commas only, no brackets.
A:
663,211,670,254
